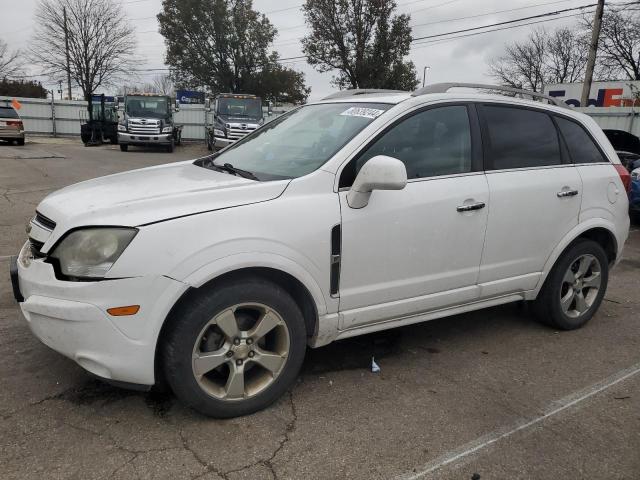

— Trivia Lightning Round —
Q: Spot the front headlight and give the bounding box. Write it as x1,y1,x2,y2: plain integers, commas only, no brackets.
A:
213,128,225,137
50,228,137,279
118,123,127,132
162,126,173,133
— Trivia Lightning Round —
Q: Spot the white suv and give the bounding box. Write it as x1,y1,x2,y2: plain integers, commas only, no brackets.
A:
12,83,631,417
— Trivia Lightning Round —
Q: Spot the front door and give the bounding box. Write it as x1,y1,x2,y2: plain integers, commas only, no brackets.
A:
337,104,489,330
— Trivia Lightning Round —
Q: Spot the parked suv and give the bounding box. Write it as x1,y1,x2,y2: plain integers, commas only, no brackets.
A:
11,83,630,418
0,105,25,145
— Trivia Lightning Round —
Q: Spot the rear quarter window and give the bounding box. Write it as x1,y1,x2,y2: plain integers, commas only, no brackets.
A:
555,117,607,164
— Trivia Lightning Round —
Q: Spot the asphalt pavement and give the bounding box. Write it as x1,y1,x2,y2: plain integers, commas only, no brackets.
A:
1,137,639,480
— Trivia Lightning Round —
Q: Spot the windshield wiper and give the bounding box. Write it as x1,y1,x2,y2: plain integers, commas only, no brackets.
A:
213,162,260,181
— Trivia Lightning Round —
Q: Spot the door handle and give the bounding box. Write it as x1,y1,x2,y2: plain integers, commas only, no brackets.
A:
557,189,579,198
456,202,486,212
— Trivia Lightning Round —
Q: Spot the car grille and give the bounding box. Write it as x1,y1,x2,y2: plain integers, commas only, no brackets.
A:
227,125,257,141
128,119,161,135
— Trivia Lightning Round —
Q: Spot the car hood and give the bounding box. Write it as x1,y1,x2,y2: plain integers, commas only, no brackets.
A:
37,160,289,242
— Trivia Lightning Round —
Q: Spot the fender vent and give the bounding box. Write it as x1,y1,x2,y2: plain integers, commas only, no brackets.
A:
330,225,341,296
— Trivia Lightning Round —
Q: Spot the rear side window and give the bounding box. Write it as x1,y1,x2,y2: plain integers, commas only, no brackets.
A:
482,105,561,170
555,117,607,164
0,107,19,119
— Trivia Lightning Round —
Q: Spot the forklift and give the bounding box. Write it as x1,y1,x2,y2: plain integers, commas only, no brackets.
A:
80,94,118,146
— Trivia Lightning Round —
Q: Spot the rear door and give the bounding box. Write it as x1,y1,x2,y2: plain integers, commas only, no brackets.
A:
477,104,582,296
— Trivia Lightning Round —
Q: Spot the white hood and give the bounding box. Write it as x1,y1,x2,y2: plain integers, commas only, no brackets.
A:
37,160,289,249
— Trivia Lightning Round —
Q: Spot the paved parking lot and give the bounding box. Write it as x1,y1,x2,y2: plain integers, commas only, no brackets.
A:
1,138,639,480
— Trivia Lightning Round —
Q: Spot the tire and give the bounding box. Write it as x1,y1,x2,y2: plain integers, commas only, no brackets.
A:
120,144,128,152
206,135,213,151
81,134,90,144
534,239,608,330
631,211,640,226
16,138,25,146
110,136,118,145
162,278,307,418
176,132,182,146
166,140,174,153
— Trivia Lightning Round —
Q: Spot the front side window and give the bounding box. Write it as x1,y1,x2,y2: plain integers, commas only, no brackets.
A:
482,105,562,170
347,105,472,182
556,117,607,164
203,102,391,180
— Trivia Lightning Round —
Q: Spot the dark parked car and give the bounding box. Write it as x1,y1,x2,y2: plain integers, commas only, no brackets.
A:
0,106,25,145
604,129,640,155
617,151,640,172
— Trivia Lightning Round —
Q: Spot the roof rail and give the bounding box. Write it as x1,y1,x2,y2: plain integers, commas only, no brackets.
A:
322,89,406,100
412,82,568,108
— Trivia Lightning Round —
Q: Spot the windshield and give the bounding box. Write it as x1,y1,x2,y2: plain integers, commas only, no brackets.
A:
126,96,169,118
202,102,391,180
217,97,263,119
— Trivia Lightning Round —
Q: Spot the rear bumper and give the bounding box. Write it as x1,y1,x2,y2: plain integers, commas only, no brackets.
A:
14,243,188,385
0,129,24,139
118,132,173,145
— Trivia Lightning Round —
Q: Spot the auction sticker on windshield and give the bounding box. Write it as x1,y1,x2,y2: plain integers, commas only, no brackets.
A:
340,107,386,119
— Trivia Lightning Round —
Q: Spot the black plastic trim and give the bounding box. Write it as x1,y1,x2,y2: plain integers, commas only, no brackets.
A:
10,256,23,303
330,224,341,296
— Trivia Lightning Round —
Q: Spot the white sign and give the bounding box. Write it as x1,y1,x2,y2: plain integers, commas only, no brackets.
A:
543,81,640,107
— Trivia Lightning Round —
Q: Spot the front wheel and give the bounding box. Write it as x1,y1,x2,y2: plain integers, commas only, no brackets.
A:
162,279,307,418
120,144,128,152
166,140,174,153
534,239,608,330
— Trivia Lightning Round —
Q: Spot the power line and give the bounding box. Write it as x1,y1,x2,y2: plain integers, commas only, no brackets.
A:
411,3,599,42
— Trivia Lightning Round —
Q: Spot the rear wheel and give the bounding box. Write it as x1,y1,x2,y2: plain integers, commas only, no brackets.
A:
120,144,128,152
162,279,306,418
16,138,25,146
534,239,608,330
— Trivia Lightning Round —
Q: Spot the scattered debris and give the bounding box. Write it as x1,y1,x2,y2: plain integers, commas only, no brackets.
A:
471,474,481,480
371,357,381,373
614,395,631,400
481,351,489,355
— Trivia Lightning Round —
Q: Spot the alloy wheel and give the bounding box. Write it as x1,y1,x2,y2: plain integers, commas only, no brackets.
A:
559,254,602,318
191,303,290,401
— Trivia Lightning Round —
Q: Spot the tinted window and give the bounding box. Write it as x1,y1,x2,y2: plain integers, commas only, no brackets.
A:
0,107,19,119
556,117,607,164
483,106,561,169
353,105,472,180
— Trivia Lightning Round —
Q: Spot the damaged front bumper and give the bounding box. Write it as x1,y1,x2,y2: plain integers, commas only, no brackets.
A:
14,242,188,386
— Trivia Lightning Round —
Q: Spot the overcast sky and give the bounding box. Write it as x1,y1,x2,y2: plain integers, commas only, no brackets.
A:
1,0,594,100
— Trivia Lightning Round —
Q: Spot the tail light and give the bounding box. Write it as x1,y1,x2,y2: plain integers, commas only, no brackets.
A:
614,164,631,193
7,120,23,128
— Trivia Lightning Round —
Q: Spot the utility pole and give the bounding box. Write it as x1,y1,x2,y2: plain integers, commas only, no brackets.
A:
63,7,72,100
581,0,605,107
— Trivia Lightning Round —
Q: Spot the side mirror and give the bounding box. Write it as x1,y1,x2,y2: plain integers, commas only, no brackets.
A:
174,99,180,112
205,98,211,111
346,155,407,209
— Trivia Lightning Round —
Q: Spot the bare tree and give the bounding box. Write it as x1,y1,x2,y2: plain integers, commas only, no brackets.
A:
545,27,588,84
152,74,174,96
489,27,589,91
29,0,136,99
0,38,22,77
488,29,547,92
583,7,640,80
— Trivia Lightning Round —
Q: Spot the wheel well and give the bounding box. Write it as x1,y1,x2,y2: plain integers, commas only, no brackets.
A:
574,227,617,265
154,267,319,387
